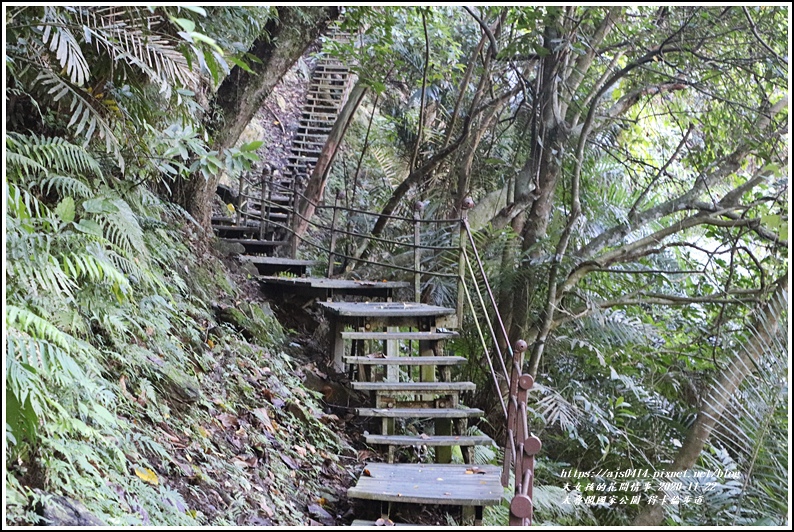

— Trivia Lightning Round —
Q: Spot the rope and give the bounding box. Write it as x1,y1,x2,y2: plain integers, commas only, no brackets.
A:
463,248,511,383
460,267,508,419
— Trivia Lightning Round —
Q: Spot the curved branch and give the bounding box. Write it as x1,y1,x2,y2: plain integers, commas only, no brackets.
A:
463,6,498,58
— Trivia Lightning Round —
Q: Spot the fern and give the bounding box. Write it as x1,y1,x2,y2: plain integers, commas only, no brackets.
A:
7,133,103,181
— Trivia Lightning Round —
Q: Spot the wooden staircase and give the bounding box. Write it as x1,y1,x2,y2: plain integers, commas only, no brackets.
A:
317,301,504,525
211,28,355,277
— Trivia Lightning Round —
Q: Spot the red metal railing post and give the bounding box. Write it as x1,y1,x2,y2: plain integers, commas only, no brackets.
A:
505,338,542,526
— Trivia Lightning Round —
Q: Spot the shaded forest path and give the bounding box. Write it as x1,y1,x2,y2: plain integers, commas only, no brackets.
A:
210,31,538,526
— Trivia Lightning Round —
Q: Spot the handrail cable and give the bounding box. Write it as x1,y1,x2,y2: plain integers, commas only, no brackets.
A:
462,249,510,384
459,264,508,418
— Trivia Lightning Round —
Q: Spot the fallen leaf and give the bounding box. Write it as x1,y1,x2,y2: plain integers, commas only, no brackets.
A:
419,433,430,440
232,455,258,468
134,467,159,486
252,408,274,432
375,517,395,526
259,496,274,517
362,468,372,477
294,445,307,457
218,413,238,429
280,453,300,470
207,339,215,348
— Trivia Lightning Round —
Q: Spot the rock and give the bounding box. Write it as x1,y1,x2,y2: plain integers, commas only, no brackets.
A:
307,503,335,526
212,239,246,256
34,490,106,526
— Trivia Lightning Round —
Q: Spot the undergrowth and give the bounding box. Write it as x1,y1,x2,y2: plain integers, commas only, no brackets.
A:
5,133,352,525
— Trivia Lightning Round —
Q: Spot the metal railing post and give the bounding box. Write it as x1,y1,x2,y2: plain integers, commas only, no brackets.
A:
413,200,425,302
236,172,246,226
260,165,271,241
290,174,299,259
457,197,475,321
504,338,542,526
327,189,343,277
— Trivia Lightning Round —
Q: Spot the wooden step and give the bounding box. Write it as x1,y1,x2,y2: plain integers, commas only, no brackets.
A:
221,238,286,254
318,301,456,318
348,463,502,506
365,434,495,447
351,520,411,527
356,407,483,419
344,356,467,366
341,331,459,341
352,382,476,393
239,256,315,276
212,225,259,237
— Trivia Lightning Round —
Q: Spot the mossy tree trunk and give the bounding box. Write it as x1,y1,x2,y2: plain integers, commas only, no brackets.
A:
174,6,340,231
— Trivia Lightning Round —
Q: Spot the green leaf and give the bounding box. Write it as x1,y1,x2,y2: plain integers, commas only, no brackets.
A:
240,140,264,152
180,5,207,16
55,196,75,223
73,219,103,237
82,198,119,214
227,55,254,74
172,17,196,34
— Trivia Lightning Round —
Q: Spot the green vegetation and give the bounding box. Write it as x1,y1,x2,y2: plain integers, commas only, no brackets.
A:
4,5,788,527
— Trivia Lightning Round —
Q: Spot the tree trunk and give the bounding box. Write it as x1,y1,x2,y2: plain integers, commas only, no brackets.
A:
292,81,368,244
173,6,340,231
632,276,788,526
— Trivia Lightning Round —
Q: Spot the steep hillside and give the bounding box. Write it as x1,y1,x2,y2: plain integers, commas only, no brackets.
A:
5,165,357,525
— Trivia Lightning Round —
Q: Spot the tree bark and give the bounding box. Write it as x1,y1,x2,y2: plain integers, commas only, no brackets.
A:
173,6,340,231
632,275,788,525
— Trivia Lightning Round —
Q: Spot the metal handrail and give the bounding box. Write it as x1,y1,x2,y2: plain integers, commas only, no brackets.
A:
458,199,541,526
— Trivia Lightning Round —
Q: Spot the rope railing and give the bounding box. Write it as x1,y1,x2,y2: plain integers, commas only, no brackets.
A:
224,178,541,525
458,199,542,526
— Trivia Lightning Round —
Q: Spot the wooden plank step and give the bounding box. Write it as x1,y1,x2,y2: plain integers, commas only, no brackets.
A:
351,520,412,527
240,256,314,266
356,407,483,419
318,301,456,318
348,463,503,506
221,239,287,254
240,256,315,276
344,355,467,366
352,381,475,392
341,331,459,341
365,434,495,447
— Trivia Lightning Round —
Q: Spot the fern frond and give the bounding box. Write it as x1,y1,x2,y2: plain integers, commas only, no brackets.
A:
93,198,147,259
534,383,582,431
33,69,122,167
38,175,94,199
6,305,73,353
7,255,77,300
62,251,131,298
40,6,90,86
79,10,194,95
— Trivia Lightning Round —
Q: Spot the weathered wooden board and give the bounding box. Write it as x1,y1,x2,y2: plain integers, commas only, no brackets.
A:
365,434,495,447
241,257,315,266
352,382,475,392
351,520,412,527
318,301,455,318
258,277,408,290
340,331,459,340
344,356,467,366
347,463,503,506
356,407,483,419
